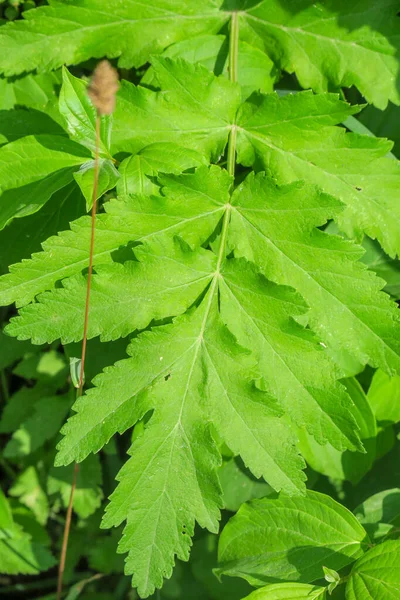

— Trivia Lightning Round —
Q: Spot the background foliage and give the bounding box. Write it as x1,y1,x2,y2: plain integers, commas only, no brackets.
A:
0,1,400,599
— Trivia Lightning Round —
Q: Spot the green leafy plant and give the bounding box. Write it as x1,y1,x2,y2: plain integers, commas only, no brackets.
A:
218,490,400,599
0,2,400,599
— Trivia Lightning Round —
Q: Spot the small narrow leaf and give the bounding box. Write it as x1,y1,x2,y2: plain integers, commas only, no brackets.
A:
73,158,119,210
60,67,112,157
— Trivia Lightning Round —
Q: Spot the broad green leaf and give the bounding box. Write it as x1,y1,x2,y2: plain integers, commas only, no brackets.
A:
48,454,103,519
243,583,326,600
237,91,400,258
0,135,89,194
112,58,241,161
0,489,55,575
0,71,62,122
353,489,400,541
57,297,304,595
0,0,227,76
0,166,228,307
142,35,278,99
0,108,66,145
0,527,55,575
217,490,369,587
220,258,361,451
73,158,119,210
238,0,400,109
117,144,207,197
219,457,272,512
229,174,400,374
0,134,89,228
3,392,72,458
0,183,85,273
7,239,217,344
367,369,400,424
9,466,49,525
297,378,376,484
346,540,400,599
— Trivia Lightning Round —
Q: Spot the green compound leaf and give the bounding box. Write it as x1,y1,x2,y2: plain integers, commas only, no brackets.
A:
0,2,398,109
112,57,241,161
7,239,217,344
117,143,207,196
238,0,400,109
141,34,278,99
0,0,227,76
228,174,400,374
217,490,369,587
346,540,400,600
58,299,304,596
114,61,400,257
236,90,400,258
0,166,229,307
243,583,326,600
297,378,376,484
219,258,361,451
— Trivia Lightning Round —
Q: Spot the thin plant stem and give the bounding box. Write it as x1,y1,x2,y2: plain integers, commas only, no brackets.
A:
56,114,101,600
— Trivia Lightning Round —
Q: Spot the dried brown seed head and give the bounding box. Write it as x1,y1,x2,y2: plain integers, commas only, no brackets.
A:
88,60,119,115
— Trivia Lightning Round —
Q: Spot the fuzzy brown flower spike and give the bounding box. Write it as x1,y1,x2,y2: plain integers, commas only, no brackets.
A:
88,60,119,115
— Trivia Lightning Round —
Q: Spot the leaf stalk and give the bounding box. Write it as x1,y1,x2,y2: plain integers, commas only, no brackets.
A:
56,114,101,600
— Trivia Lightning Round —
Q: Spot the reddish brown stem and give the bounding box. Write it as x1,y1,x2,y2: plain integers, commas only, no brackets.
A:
56,114,101,600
